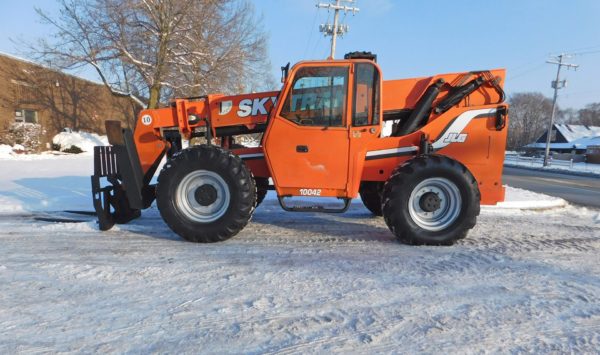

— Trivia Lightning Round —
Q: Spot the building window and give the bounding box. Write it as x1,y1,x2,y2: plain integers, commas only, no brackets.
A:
15,109,38,123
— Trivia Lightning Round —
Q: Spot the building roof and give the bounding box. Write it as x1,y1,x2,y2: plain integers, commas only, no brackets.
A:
0,51,105,88
528,123,600,150
527,136,600,150
554,124,600,142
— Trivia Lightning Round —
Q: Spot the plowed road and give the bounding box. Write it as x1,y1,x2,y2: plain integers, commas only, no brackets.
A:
503,166,600,208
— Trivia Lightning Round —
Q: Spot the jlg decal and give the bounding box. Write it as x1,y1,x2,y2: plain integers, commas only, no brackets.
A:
442,133,467,143
299,188,321,196
237,97,277,117
431,108,496,150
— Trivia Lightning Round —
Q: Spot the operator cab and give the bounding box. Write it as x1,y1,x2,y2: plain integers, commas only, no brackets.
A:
263,54,382,209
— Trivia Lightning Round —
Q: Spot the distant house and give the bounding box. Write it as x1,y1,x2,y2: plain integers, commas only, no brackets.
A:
525,123,600,155
0,52,134,148
588,144,600,164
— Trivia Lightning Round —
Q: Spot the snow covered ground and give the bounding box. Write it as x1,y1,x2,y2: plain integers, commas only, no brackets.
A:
483,186,568,210
1,154,599,353
505,153,600,176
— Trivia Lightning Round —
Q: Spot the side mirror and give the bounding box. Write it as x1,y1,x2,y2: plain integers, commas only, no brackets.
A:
281,62,290,83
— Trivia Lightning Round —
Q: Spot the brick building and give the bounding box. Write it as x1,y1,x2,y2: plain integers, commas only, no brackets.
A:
0,52,135,149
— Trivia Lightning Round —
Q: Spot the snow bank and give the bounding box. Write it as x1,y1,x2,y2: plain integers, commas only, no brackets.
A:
52,131,108,153
0,144,28,158
505,154,600,176
0,144,13,157
0,195,25,213
483,186,568,211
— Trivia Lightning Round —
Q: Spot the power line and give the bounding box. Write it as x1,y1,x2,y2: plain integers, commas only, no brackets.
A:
542,54,579,167
511,59,544,72
572,49,600,56
506,63,546,82
310,11,329,58
553,44,600,55
302,5,320,59
561,88,600,97
316,0,359,59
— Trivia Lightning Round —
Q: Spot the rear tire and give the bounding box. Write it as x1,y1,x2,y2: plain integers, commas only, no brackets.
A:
156,145,256,243
359,181,384,216
382,155,480,245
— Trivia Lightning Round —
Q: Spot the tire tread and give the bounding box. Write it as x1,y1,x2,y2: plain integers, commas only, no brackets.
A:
156,145,256,243
382,155,480,246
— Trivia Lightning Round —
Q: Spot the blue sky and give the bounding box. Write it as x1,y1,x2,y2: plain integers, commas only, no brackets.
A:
1,0,599,109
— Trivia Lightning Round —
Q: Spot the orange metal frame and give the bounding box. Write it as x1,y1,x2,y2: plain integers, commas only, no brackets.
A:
130,59,508,206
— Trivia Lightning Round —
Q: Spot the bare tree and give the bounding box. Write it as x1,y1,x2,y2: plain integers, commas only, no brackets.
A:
576,103,600,126
507,92,555,150
30,0,274,109
557,107,578,124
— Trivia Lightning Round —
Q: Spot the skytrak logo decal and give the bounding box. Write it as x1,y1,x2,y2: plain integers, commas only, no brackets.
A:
219,96,278,117
237,96,277,117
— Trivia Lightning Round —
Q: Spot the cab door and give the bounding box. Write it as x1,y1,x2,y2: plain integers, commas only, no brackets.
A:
263,64,351,197
348,62,383,196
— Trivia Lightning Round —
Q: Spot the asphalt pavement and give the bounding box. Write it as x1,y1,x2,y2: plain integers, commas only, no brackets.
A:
502,166,600,208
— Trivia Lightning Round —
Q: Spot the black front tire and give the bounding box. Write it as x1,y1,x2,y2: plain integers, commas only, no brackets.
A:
156,145,256,243
359,181,384,216
382,155,480,245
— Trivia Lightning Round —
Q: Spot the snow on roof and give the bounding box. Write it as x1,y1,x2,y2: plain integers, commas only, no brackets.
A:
555,124,600,142
573,135,600,147
526,135,600,150
0,51,41,66
0,51,106,87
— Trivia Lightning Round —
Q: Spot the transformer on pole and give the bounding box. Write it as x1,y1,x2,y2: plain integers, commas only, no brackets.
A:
316,0,359,59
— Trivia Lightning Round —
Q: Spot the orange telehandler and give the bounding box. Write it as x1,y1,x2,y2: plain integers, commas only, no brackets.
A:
92,52,508,245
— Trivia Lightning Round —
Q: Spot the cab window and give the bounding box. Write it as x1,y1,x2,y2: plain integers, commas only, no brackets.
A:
353,63,380,126
280,66,348,127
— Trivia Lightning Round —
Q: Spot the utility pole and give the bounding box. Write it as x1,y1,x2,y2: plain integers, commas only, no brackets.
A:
542,54,578,167
316,0,359,59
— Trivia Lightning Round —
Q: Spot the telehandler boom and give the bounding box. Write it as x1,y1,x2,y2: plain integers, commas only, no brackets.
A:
92,52,508,245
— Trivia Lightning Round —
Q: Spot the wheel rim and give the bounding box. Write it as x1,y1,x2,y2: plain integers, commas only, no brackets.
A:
408,177,462,232
176,170,230,223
